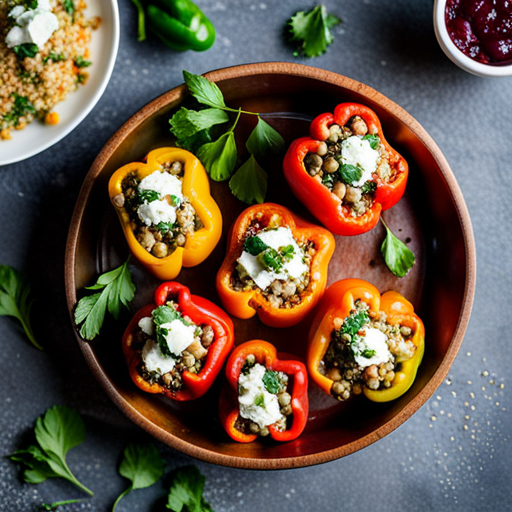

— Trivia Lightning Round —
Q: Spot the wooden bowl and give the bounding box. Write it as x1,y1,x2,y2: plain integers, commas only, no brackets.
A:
65,62,476,469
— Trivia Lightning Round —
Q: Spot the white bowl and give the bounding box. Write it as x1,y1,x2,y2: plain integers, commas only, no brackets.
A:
434,0,512,77
0,0,119,166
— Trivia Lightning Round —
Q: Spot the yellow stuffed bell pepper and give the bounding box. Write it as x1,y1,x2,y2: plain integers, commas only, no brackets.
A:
307,279,424,403
109,147,222,280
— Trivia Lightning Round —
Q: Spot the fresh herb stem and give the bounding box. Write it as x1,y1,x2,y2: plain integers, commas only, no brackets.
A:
130,0,146,41
112,486,132,512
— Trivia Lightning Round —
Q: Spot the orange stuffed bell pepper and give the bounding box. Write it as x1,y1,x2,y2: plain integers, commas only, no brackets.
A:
216,203,335,328
283,103,408,236
308,279,424,403
122,281,234,401
220,340,309,443
109,147,222,280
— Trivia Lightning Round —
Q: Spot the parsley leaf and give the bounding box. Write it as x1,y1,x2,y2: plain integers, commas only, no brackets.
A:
339,164,363,185
197,131,237,181
74,260,135,340
63,0,75,21
74,56,91,68
229,155,267,205
262,370,282,394
258,248,283,272
288,5,341,58
380,219,415,277
246,116,285,159
43,51,66,64
183,70,226,109
340,309,369,338
152,305,183,326
362,134,380,150
0,264,41,350
361,180,377,195
129,0,146,41
254,394,265,407
138,188,160,203
156,221,174,233
361,349,377,358
167,466,213,512
243,235,268,256
8,406,93,496
13,43,39,59
280,245,295,261
170,107,229,140
112,443,165,512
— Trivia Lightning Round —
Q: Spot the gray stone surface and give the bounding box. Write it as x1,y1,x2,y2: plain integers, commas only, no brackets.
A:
1,0,511,510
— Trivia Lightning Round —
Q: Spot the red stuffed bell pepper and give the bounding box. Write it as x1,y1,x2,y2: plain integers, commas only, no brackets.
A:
283,103,409,236
220,340,309,443
216,203,335,328
122,281,234,401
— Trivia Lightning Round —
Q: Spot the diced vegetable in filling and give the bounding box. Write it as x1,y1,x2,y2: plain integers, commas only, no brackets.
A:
319,300,417,401
304,116,395,217
131,301,215,393
235,356,293,437
113,161,203,259
231,214,314,309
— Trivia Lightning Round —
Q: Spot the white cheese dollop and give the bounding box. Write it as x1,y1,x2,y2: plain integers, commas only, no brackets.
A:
138,317,154,336
159,319,196,357
138,171,184,202
142,339,176,375
340,136,379,187
237,227,308,290
6,1,59,49
137,199,176,226
352,327,392,368
238,363,284,429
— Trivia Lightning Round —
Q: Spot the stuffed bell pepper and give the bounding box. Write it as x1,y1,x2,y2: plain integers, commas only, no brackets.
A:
283,103,409,236
109,147,222,280
122,281,234,401
308,279,424,403
220,340,309,442
216,203,335,328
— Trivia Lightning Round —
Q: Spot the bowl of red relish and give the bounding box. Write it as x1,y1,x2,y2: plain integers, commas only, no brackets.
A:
434,0,512,76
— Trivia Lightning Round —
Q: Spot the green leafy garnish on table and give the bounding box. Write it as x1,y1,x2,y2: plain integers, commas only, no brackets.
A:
112,443,165,511
74,260,135,340
170,70,284,205
0,264,41,350
288,4,341,58
380,218,415,277
167,466,213,512
7,406,93,496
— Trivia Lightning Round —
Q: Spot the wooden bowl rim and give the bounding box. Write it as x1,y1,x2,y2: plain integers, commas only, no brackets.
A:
64,62,476,469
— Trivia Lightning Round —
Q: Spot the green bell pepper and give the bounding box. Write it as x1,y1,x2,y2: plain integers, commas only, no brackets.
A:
146,0,215,52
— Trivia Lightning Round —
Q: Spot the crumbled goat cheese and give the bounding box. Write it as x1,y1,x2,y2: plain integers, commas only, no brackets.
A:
352,327,392,368
238,363,284,429
6,0,59,49
142,339,176,375
138,199,176,226
138,317,154,336
340,136,379,187
138,171,183,201
237,227,308,290
159,319,196,357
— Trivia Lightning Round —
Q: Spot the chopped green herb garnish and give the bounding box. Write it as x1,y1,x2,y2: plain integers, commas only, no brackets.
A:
43,51,66,64
280,245,295,261
63,0,75,21
241,358,256,375
74,56,91,68
2,94,36,127
362,134,380,150
152,305,182,326
361,181,377,195
321,173,335,190
156,221,173,234
361,349,377,358
170,195,180,206
76,73,87,84
254,394,265,407
258,247,283,272
243,235,268,256
262,370,282,394
13,43,38,59
340,309,369,338
138,189,160,203
339,164,363,185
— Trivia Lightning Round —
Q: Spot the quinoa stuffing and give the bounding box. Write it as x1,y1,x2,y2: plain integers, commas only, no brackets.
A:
232,212,314,309
319,299,417,401
131,301,215,394
304,115,395,217
113,161,204,259
0,0,100,140
234,355,293,437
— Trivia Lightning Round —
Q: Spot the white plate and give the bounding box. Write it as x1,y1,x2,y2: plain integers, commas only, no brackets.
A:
0,0,119,166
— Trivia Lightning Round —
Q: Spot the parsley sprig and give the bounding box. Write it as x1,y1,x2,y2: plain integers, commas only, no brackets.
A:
7,406,93,496
112,443,165,512
74,260,135,340
170,70,285,205
0,264,41,350
288,5,341,58
167,466,213,512
380,218,415,277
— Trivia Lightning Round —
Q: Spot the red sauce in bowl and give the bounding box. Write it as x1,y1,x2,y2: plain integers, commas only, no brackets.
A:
445,0,512,64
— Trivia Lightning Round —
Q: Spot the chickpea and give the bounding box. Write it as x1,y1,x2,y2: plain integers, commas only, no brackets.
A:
350,116,368,136
333,182,346,200
345,186,362,204
316,141,328,156
327,367,342,381
322,156,339,174
152,242,168,258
